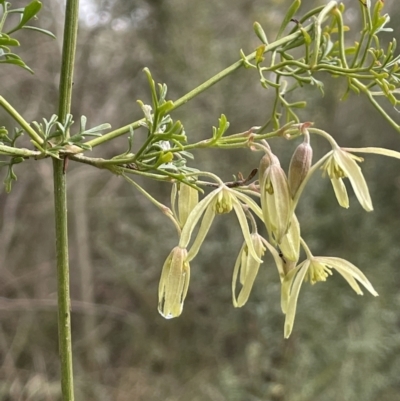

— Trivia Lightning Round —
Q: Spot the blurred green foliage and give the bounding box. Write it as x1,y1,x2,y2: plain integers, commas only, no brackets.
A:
1,0,400,400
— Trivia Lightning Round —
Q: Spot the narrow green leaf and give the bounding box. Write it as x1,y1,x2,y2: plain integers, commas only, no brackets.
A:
289,101,307,108
83,123,111,134
143,68,158,109
0,58,33,73
276,0,301,40
300,27,311,45
157,100,174,117
0,34,20,47
22,25,56,39
253,22,268,44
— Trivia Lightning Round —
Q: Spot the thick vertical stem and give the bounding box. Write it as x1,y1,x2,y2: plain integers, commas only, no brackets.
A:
53,159,74,401
58,0,80,124
53,0,80,400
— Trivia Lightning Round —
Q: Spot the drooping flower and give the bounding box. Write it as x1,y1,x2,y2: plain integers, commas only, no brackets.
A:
232,233,266,308
179,183,264,263
321,147,371,210
320,142,400,212
281,239,378,338
232,232,286,307
158,246,190,319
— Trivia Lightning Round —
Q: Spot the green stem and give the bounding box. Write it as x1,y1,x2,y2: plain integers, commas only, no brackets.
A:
53,0,80,400
0,96,44,145
310,1,338,69
58,0,80,127
53,159,74,401
352,79,400,132
0,2,8,32
332,7,349,68
123,174,182,235
0,144,41,157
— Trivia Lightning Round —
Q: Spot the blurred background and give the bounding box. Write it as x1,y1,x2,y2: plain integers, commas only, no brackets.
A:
1,0,400,400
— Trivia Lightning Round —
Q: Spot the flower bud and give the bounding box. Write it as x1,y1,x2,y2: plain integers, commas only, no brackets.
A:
158,247,190,319
288,140,313,198
259,152,292,243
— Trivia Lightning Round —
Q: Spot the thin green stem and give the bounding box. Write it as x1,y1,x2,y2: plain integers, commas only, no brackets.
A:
53,0,80,400
0,144,41,157
310,1,338,68
0,2,8,32
123,174,182,235
131,133,155,163
332,7,349,69
0,96,44,145
352,79,400,132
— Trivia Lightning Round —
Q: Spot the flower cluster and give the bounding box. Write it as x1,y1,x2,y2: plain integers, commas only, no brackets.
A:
156,127,400,337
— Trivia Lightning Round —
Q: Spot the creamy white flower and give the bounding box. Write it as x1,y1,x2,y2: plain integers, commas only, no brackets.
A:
232,233,266,308
158,246,190,319
178,184,264,263
320,144,400,212
281,240,378,338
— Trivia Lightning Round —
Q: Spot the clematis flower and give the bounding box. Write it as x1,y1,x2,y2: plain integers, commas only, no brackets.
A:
232,233,266,308
232,232,286,307
319,141,400,212
158,246,190,319
178,183,264,263
281,239,378,338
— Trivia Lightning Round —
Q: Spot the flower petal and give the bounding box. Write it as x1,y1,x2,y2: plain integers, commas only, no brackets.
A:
232,243,246,307
281,263,301,314
236,256,261,307
279,214,301,262
318,257,378,296
284,260,310,338
232,199,263,263
236,235,265,307
334,149,373,211
331,177,349,208
158,249,174,302
186,205,216,262
179,187,222,248
262,237,286,280
334,268,363,295
234,190,264,221
343,147,400,159
178,183,199,226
